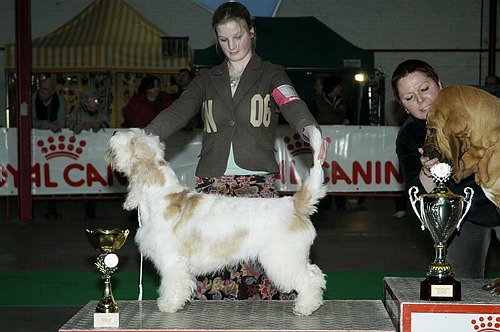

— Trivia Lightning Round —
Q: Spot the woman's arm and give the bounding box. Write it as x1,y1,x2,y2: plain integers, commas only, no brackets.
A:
145,75,204,141
396,122,434,194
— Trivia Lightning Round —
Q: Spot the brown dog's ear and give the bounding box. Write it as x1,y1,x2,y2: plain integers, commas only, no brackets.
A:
448,133,465,182
451,127,480,182
437,107,468,181
476,146,493,184
446,125,470,182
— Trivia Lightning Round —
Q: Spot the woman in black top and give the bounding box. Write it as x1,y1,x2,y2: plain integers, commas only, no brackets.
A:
392,59,499,278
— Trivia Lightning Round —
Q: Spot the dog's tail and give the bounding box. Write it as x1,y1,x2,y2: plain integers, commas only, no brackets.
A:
293,127,327,217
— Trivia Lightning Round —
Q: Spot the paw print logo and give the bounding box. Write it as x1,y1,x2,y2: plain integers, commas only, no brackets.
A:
283,134,331,184
471,315,500,331
284,133,311,157
37,135,86,160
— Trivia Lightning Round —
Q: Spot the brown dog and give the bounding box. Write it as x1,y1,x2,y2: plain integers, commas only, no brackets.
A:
423,85,500,207
423,85,500,295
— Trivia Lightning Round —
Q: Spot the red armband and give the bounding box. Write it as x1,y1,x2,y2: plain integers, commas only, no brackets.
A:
272,85,301,107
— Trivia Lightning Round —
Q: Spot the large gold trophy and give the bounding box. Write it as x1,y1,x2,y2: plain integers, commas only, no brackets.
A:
86,228,129,327
409,163,473,301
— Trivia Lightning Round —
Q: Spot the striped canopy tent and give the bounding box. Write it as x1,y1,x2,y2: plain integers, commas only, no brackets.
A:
5,0,190,73
5,0,191,127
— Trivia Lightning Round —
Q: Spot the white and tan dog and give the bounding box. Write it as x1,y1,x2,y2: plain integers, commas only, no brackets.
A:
106,128,327,316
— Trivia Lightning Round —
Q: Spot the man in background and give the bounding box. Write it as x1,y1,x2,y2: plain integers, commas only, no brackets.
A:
32,77,67,219
32,77,67,133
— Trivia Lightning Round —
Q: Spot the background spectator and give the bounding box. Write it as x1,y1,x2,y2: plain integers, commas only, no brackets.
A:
67,89,109,135
170,68,194,100
122,75,173,128
67,89,109,219
483,74,500,97
311,76,350,125
311,75,350,210
171,68,202,130
32,77,67,133
32,77,67,220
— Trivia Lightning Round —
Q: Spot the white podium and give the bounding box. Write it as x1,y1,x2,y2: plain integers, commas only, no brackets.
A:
384,277,500,332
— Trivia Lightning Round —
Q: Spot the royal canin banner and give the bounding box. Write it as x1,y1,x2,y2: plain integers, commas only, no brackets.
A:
0,126,404,196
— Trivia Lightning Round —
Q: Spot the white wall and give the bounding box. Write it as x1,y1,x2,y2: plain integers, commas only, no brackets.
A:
0,0,498,126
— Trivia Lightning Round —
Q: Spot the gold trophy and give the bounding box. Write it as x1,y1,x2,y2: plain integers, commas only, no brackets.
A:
409,163,473,301
86,228,129,327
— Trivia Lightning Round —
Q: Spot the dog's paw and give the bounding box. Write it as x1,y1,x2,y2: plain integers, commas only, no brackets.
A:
482,277,500,295
157,297,186,313
292,300,323,316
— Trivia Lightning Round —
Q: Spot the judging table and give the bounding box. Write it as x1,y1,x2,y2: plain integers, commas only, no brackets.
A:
59,299,396,332
383,277,500,332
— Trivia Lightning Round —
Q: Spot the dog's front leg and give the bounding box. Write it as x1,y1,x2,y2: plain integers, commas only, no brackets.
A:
156,258,196,313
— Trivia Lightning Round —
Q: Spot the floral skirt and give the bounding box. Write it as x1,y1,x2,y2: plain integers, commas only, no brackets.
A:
193,174,296,300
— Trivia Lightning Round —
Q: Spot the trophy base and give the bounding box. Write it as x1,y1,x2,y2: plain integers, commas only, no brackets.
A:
94,312,119,328
420,275,461,301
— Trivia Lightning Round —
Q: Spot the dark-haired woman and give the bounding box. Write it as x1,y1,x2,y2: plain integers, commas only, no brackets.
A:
122,75,173,128
392,59,499,279
145,2,328,300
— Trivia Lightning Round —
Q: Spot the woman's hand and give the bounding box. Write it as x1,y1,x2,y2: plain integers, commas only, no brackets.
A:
317,137,329,164
72,124,83,135
418,147,440,192
48,123,62,133
418,147,439,178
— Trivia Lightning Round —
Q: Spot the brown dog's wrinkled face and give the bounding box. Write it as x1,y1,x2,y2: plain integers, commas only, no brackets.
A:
422,127,445,161
423,87,472,180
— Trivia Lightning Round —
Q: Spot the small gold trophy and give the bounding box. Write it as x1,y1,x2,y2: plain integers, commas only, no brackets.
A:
409,163,473,301
86,228,129,327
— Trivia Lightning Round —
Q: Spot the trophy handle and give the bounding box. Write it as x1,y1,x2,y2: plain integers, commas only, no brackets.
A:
409,186,426,230
456,187,474,231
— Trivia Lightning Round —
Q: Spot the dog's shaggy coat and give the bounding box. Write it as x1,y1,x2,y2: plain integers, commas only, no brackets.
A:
106,128,327,316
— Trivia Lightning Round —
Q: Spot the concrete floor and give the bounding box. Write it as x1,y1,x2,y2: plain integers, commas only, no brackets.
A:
1,195,499,331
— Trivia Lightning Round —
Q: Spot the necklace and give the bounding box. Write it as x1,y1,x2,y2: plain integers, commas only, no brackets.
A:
229,76,241,89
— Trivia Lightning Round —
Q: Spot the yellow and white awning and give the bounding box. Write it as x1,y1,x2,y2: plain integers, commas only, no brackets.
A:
6,0,190,73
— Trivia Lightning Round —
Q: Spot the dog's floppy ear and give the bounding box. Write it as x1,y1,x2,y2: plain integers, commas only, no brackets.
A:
448,131,468,182
427,97,451,159
439,117,469,181
429,86,473,182
476,145,494,184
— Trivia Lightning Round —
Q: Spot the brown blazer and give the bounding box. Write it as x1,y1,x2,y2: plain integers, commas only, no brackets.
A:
146,54,318,177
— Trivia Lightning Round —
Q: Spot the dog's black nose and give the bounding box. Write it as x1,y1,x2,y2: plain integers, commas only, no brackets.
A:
422,147,441,160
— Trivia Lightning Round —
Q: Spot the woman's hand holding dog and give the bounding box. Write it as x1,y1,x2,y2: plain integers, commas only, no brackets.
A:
418,147,440,192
